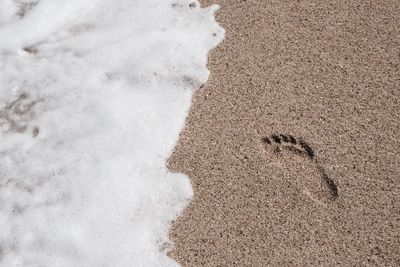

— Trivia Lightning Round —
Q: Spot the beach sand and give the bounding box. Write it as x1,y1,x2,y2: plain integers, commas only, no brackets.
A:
168,0,400,266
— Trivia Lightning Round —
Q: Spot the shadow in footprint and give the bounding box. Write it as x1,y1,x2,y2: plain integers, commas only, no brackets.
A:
262,134,338,203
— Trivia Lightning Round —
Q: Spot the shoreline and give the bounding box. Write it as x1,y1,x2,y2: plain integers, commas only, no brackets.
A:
169,0,400,266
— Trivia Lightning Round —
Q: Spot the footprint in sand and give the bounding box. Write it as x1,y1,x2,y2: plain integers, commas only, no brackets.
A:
0,93,40,137
262,134,338,204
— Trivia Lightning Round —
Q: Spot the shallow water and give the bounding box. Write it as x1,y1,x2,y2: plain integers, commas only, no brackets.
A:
0,1,223,266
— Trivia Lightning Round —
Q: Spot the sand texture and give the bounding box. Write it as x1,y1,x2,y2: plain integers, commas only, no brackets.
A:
168,0,400,266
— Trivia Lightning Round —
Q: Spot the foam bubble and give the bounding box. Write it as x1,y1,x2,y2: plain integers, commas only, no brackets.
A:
0,0,224,266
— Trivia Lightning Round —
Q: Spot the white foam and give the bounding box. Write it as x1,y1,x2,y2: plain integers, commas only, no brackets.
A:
0,0,224,266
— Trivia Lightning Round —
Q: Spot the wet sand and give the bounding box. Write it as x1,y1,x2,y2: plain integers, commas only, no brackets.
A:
168,1,400,266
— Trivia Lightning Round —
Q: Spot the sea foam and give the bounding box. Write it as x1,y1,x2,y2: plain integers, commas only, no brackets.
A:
0,0,223,266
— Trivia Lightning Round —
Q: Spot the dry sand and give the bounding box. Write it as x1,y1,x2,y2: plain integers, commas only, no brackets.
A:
168,0,400,266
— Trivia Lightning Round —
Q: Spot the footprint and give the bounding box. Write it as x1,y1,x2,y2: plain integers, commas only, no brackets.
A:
0,93,41,135
262,134,338,203
16,1,38,18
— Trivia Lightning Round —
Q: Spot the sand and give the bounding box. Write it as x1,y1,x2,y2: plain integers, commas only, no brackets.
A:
168,0,400,266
